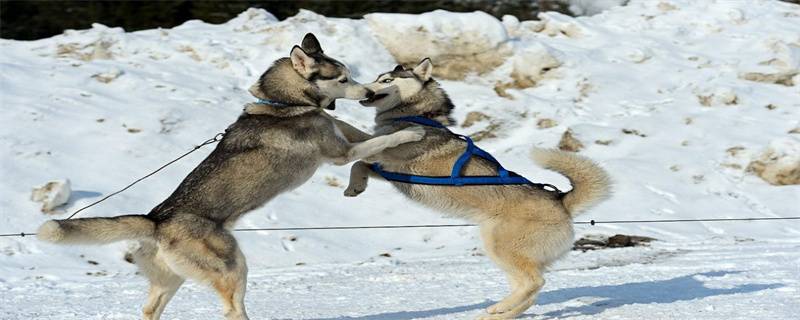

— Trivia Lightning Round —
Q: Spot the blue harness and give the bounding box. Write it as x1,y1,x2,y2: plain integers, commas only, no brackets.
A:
371,116,562,193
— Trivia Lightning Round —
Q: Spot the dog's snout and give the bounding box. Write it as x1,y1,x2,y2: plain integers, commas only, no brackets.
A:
365,89,375,99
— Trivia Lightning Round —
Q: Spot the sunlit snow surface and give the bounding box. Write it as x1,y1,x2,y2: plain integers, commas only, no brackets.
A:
1,0,799,318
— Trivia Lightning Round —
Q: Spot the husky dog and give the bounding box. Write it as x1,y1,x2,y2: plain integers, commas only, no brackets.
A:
346,59,612,319
36,33,424,320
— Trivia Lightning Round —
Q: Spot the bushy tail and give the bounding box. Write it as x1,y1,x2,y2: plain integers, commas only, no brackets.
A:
37,215,155,244
531,149,612,216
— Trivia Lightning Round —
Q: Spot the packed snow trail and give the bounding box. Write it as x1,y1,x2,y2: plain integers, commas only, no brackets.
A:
2,239,798,319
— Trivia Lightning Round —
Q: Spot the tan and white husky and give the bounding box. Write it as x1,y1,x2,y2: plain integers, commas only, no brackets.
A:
345,59,612,319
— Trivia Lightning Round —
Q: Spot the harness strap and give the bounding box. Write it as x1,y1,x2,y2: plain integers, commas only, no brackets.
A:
371,163,533,186
372,116,562,193
392,116,449,129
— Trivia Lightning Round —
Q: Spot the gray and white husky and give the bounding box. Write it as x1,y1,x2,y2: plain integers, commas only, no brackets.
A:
36,33,424,320
346,59,612,319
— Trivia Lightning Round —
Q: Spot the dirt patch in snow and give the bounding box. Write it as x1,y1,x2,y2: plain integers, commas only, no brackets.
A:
747,138,800,185
558,129,584,152
573,234,656,252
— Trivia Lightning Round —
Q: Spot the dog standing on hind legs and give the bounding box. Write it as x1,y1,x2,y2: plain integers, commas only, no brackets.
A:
346,59,612,319
36,33,425,320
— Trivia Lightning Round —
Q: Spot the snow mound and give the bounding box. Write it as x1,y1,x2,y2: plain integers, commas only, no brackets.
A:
30,179,71,213
365,10,511,79
567,0,629,16
536,11,591,38
747,137,800,186
513,42,563,85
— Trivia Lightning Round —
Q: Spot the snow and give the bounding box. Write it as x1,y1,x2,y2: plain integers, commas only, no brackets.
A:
1,0,799,318
30,179,72,213
748,136,800,185
365,10,508,60
3,239,798,319
566,0,629,16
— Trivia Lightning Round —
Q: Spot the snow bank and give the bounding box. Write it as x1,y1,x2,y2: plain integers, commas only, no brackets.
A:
566,0,629,16
365,10,511,79
505,41,563,91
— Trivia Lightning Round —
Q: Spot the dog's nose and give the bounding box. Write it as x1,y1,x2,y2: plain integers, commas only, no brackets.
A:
365,89,375,99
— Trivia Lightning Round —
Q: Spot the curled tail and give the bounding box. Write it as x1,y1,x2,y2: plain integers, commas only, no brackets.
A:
37,215,155,244
531,148,612,216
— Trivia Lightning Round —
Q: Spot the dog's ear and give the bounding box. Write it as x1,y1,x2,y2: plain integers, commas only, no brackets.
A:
248,82,267,99
290,45,316,77
393,64,404,72
412,58,433,81
301,33,323,54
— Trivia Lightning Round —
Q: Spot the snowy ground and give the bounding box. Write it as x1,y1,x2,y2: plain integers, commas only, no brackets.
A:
2,0,799,318
3,239,798,319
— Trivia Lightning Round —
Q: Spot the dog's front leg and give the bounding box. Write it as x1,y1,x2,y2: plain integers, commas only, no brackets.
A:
329,116,372,143
344,161,373,197
333,127,424,165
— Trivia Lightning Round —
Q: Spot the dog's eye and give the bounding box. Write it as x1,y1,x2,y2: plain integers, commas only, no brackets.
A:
338,78,348,83
381,78,393,83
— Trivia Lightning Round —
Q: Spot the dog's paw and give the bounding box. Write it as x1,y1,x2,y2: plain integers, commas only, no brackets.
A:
344,186,364,197
476,313,514,320
332,157,350,166
486,299,525,315
404,126,426,141
486,302,508,315
392,126,425,145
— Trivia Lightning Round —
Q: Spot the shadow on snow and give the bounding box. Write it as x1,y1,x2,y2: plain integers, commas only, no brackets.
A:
534,271,782,319
306,271,782,320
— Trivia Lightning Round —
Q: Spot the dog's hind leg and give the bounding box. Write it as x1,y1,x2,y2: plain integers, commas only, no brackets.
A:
211,259,249,320
479,221,546,319
133,240,185,320
157,217,249,320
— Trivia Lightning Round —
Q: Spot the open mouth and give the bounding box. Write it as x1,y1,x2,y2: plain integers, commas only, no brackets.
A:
359,93,388,105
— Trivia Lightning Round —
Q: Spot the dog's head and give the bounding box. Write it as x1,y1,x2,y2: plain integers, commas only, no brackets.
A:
289,33,372,109
360,58,454,124
359,58,433,110
249,33,371,110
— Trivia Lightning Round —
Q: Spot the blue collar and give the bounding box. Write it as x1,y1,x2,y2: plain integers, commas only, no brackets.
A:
255,98,291,107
